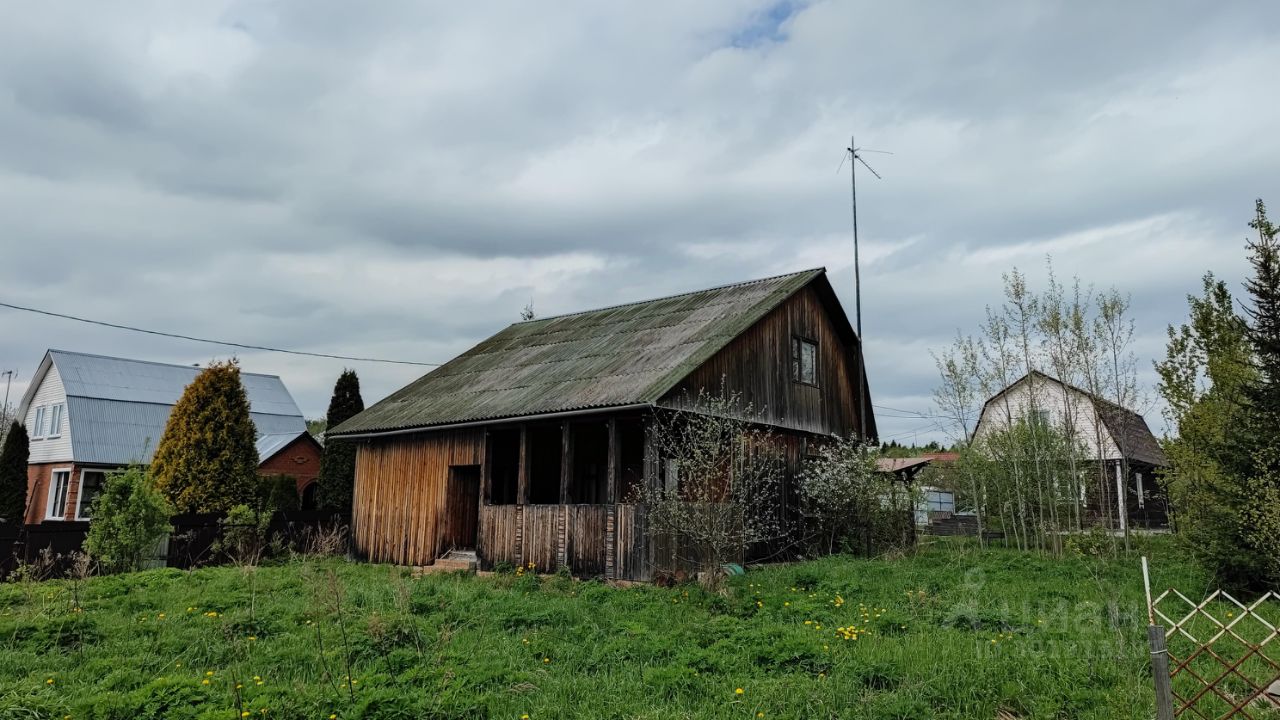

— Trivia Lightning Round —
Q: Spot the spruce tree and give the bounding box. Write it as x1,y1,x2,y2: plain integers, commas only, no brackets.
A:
151,361,260,514
316,370,364,512
0,421,29,522
1236,199,1280,586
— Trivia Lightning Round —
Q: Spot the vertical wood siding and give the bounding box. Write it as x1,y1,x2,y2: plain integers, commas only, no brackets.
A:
477,504,519,569
351,429,483,566
661,285,864,438
566,505,609,576
615,504,650,581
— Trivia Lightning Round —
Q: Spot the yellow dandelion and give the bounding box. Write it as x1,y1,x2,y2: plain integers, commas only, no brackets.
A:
247,636,257,641
543,658,550,664
735,687,745,695
206,671,215,676
46,678,54,685
330,716,338,720
783,602,790,607
242,713,251,718
202,679,210,686
757,713,765,718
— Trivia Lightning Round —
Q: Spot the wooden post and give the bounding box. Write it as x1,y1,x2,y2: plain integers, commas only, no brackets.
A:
480,430,493,505
606,418,618,504
560,422,574,504
517,425,529,505
643,419,659,491
605,418,619,580
1148,625,1175,720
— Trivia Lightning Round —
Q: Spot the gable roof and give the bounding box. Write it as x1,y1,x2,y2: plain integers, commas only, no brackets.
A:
256,430,322,463
332,268,869,437
975,370,1167,467
19,350,306,466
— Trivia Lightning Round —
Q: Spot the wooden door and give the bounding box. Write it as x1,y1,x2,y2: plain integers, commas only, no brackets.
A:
444,465,481,551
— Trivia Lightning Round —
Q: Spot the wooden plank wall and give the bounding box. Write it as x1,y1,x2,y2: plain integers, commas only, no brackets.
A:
351,429,483,566
521,505,560,572
566,505,609,576
661,285,862,438
477,504,518,569
615,504,651,581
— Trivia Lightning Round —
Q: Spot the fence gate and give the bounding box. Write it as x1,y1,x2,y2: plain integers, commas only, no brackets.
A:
1144,558,1280,719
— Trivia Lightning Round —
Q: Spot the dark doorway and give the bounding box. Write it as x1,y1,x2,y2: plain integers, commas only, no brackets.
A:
570,422,609,504
528,425,563,504
488,428,521,504
300,482,319,510
444,465,481,550
617,418,646,502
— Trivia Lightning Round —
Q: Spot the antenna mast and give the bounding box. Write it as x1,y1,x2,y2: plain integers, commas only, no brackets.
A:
842,134,887,442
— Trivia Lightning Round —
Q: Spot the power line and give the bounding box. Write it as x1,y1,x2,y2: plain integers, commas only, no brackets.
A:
0,300,441,367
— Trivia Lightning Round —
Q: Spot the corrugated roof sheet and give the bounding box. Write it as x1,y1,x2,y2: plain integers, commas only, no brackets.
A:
47,350,306,465
256,431,312,462
332,269,826,435
67,397,305,466
51,350,301,416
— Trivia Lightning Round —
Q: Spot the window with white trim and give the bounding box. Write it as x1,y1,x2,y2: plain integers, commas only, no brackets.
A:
32,405,47,439
76,470,106,520
47,470,71,520
47,403,64,438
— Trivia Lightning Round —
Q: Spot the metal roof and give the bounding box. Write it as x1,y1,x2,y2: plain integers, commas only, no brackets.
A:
255,431,315,463
34,350,306,466
49,350,302,416
331,268,828,436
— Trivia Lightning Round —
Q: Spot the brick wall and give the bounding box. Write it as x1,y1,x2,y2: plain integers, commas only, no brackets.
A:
257,435,323,496
26,462,82,523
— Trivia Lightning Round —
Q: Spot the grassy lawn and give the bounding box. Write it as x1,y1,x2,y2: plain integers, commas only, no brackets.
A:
0,537,1207,720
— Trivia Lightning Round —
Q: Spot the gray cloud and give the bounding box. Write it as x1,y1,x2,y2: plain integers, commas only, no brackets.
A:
1,0,1277,444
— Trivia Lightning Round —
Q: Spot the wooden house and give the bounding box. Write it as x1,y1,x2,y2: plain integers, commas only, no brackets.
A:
971,370,1170,529
328,269,877,579
17,350,320,523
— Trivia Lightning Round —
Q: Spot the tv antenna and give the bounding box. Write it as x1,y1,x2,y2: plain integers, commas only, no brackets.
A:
838,134,890,441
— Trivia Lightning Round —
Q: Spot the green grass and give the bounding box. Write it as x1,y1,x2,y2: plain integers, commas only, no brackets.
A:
0,537,1211,720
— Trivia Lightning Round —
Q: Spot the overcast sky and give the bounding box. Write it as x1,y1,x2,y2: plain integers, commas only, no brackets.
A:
1,1,1277,444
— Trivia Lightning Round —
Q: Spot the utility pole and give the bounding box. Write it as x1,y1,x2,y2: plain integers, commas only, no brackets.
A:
1,370,13,431
841,135,888,442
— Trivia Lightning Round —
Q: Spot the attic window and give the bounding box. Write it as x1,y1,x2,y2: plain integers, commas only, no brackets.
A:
791,337,818,386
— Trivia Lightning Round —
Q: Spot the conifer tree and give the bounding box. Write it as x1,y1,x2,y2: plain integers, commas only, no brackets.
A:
317,370,364,512
1234,199,1280,586
151,361,260,513
0,421,28,522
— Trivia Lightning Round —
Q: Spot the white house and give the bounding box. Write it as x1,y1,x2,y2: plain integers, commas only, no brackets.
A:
16,350,318,524
972,371,1169,529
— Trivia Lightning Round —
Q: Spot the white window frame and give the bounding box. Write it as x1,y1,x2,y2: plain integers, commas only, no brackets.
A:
46,467,73,521
47,403,64,439
75,469,107,521
32,405,47,440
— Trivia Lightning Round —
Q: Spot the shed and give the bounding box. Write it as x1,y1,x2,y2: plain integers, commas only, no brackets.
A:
329,268,877,578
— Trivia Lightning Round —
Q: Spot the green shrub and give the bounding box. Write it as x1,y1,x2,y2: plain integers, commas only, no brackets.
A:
215,504,270,564
82,468,171,574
